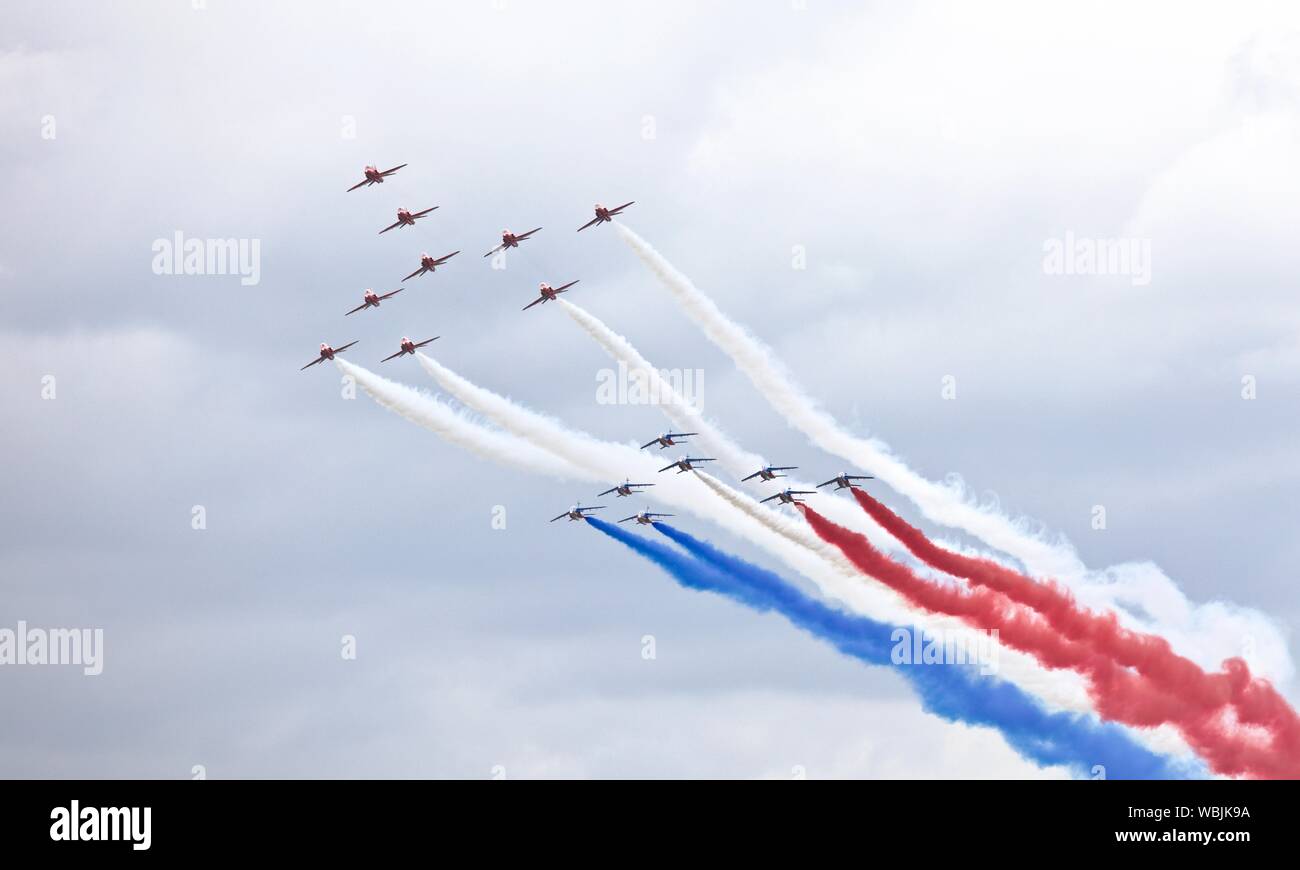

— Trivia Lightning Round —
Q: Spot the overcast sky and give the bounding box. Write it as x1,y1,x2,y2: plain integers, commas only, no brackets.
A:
2,0,1298,778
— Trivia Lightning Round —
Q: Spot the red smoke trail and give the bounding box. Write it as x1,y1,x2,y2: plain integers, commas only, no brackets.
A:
848,488,1300,776
799,503,1299,778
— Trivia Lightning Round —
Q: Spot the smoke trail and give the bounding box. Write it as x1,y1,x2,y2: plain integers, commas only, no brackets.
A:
413,349,902,617
557,297,763,478
614,221,1081,575
558,297,901,551
355,351,1190,760
798,503,1299,778
335,359,578,477
586,516,1192,779
411,350,1110,718
692,469,862,577
615,221,1294,683
690,467,1191,757
850,486,1300,767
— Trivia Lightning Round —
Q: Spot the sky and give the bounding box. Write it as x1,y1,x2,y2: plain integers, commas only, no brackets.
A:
2,0,1298,778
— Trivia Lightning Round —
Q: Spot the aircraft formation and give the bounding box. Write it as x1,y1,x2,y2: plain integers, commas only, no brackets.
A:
305,160,628,372
561,441,876,527
314,161,877,527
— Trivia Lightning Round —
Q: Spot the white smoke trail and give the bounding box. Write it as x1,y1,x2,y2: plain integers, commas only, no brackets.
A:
693,469,871,580
340,352,1196,761
411,351,1134,719
558,297,902,551
691,468,1195,761
615,222,1295,686
336,359,578,478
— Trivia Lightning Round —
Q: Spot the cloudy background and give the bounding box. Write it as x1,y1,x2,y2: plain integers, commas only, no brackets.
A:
2,0,1297,778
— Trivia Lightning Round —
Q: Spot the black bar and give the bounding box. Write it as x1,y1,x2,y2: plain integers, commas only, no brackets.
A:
0,780,1289,857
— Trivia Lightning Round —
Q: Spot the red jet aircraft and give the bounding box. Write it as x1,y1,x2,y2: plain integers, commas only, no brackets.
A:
380,336,440,362
300,341,359,370
379,206,438,235
345,288,402,316
483,227,542,257
577,201,634,231
402,251,459,282
347,163,407,191
522,280,579,311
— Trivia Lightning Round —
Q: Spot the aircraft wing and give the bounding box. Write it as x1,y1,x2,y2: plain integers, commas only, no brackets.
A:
668,432,698,438
741,471,763,481
517,227,542,239
771,466,798,472
346,179,370,192
412,206,438,218
522,296,546,311
334,341,359,353
648,513,673,519
617,516,637,523
380,163,407,176
435,251,460,264
344,302,368,316
597,487,618,497
378,289,403,300
658,462,678,473
483,243,506,258
379,220,403,235
402,267,425,282
849,475,874,480
791,490,816,495
380,350,405,363
759,493,781,504
640,439,661,449
609,200,635,214
554,280,579,293
414,338,439,349
816,479,837,488
576,216,600,232
299,356,326,370
549,513,569,523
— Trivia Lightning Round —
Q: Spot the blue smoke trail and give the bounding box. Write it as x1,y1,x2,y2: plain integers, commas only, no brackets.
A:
585,516,1196,779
